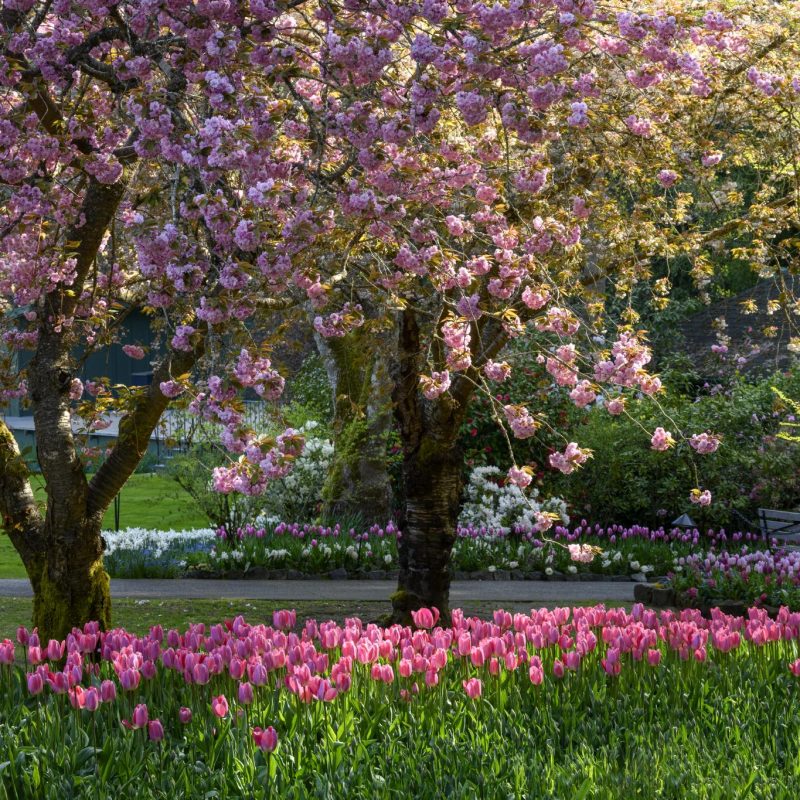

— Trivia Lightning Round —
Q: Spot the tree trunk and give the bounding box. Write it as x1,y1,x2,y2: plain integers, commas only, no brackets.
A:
389,308,469,623
316,328,394,522
391,435,462,623
29,521,111,641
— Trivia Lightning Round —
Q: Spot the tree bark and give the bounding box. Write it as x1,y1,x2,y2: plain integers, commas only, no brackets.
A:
390,308,468,623
315,325,394,523
392,433,463,623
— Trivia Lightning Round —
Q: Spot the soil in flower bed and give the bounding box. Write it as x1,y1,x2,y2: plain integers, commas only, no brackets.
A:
2,604,800,799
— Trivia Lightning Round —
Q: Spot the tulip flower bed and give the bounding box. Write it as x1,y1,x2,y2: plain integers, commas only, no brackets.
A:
2,606,800,799
103,521,773,582
670,547,800,611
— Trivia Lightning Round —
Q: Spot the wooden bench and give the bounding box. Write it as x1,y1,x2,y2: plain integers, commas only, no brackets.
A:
758,508,800,544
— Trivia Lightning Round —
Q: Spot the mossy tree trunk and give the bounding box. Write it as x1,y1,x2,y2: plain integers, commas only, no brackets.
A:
316,325,394,522
0,175,203,642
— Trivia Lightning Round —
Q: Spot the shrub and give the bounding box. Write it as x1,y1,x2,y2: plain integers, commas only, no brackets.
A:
545,369,800,526
459,466,568,533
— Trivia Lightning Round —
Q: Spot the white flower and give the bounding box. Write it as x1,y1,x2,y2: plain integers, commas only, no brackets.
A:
601,560,611,569
508,561,519,569
545,567,553,576
488,565,496,573
458,465,569,535
384,554,393,564
568,565,577,574
630,560,640,571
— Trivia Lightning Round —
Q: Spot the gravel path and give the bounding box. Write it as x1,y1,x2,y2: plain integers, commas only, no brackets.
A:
0,578,634,603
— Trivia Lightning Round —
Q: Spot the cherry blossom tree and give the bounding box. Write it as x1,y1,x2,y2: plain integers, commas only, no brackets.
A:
1,1,798,638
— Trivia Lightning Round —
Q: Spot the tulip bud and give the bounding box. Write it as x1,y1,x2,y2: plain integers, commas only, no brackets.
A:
132,703,149,729
148,719,165,742
27,672,44,695
238,682,254,705
100,679,117,702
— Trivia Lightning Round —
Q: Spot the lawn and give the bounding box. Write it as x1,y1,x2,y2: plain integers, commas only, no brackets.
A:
0,474,209,579
0,598,628,639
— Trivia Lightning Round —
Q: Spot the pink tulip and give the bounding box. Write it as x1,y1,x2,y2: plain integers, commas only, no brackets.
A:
252,726,278,753
47,671,69,694
647,649,661,667
529,656,544,686
238,682,254,705
272,610,296,630
553,659,565,679
68,686,86,709
132,704,149,729
212,695,229,718
148,720,165,742
46,639,64,661
0,640,14,665
411,607,440,629
119,668,141,692
398,658,413,678
229,657,246,680
179,707,193,724
26,672,44,695
470,647,484,668
564,651,581,671
141,660,157,680
83,687,100,712
425,669,439,688
335,672,352,692
462,677,482,699
192,663,210,685
16,627,28,646
100,679,117,702
249,662,268,686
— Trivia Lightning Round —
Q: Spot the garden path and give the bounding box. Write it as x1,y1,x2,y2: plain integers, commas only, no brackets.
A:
0,578,634,603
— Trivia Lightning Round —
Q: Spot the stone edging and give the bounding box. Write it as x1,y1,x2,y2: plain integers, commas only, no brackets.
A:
634,582,783,619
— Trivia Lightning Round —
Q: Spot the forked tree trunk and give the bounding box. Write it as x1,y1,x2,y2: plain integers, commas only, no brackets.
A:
391,435,462,623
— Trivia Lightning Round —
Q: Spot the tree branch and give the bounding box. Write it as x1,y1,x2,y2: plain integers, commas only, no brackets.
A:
0,419,43,566
87,337,206,517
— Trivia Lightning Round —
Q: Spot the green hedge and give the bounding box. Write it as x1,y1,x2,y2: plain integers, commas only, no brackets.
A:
544,369,800,527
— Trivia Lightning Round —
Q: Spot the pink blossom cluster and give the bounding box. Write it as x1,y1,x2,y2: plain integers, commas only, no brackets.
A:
0,0,787,501
650,427,675,451
420,370,451,400
548,442,591,474
689,432,721,454
503,404,539,439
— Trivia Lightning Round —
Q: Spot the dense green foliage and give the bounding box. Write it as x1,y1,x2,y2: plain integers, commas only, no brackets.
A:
544,370,800,526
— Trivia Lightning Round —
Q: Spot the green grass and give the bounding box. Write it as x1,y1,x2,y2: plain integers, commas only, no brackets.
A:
0,598,628,639
0,598,389,639
0,474,210,579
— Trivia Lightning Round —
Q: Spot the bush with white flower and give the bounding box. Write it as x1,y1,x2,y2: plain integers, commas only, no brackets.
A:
256,421,334,523
459,466,569,535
